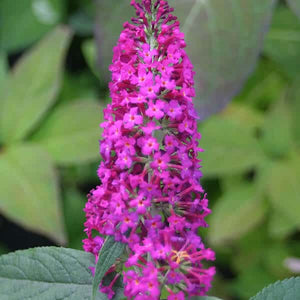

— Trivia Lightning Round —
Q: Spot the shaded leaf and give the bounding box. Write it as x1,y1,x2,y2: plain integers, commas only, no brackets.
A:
260,99,294,158
92,235,126,300
266,156,300,225
264,7,300,78
209,183,267,245
0,52,7,92
287,0,300,20
0,26,72,143
0,144,66,244
0,247,109,300
95,0,277,118
0,0,65,52
250,277,300,300
31,100,102,165
199,117,263,177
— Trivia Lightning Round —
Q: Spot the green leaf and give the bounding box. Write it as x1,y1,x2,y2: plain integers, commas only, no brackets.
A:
250,277,300,300
0,0,65,52
82,39,100,78
191,297,223,300
264,6,300,78
288,78,300,147
0,247,108,300
0,26,72,144
0,144,66,244
92,235,126,300
209,183,267,245
266,156,300,226
199,117,263,177
31,100,102,165
260,99,294,158
287,0,300,20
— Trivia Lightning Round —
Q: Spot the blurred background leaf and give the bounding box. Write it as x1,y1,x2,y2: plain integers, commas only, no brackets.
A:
0,27,72,143
0,144,66,244
0,0,65,53
31,100,103,165
0,52,7,91
287,0,300,20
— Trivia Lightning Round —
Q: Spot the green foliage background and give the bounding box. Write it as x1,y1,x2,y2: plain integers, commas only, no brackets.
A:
0,0,300,299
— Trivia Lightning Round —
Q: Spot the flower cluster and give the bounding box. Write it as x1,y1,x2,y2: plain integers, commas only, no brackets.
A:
83,0,215,298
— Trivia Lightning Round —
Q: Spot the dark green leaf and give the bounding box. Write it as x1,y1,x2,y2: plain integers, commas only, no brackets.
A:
264,7,300,78
31,100,102,165
0,0,65,52
199,117,263,177
0,144,66,244
0,247,106,300
0,27,72,143
92,235,126,300
209,183,267,245
250,277,300,300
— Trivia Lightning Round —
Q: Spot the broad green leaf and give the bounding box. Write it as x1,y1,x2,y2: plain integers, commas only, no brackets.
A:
95,0,277,118
0,27,72,143
264,7,300,78
287,0,300,20
199,118,263,177
0,144,66,244
209,183,267,245
250,277,300,300
0,247,111,300
266,156,300,225
0,52,7,91
92,235,126,300
31,100,102,165
0,0,65,52
260,99,294,158
82,39,100,78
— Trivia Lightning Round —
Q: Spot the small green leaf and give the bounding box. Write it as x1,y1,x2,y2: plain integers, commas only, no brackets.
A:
31,100,102,165
82,39,100,78
250,277,300,300
264,7,300,78
0,144,66,244
287,0,300,20
266,156,300,226
0,26,72,143
0,0,65,52
92,235,126,300
260,99,294,158
199,117,263,177
209,183,266,245
0,247,107,300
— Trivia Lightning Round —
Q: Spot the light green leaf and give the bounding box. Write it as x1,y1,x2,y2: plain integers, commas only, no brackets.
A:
209,183,267,245
266,156,300,226
288,78,300,147
199,118,263,177
0,26,72,143
260,99,294,158
82,39,100,78
0,144,66,244
287,0,300,20
31,100,102,165
0,0,65,52
264,6,300,78
0,247,110,300
250,277,300,300
92,235,126,300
